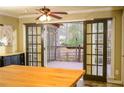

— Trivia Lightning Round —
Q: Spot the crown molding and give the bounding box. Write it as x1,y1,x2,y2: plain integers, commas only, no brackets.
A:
0,12,18,18
68,7,113,14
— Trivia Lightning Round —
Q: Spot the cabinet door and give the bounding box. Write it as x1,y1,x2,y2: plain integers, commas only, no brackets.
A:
4,57,11,66
3,53,25,66
11,55,20,65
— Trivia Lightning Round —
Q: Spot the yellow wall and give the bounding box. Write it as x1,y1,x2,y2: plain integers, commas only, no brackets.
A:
0,15,19,52
18,10,123,81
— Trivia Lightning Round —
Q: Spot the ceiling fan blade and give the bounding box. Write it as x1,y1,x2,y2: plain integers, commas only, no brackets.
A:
49,14,62,19
22,12,39,15
35,9,44,14
51,12,68,14
35,15,42,20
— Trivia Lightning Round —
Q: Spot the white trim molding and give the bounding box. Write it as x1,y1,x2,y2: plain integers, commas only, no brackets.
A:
107,18,123,85
111,18,115,79
107,18,115,82
107,79,123,85
121,9,124,86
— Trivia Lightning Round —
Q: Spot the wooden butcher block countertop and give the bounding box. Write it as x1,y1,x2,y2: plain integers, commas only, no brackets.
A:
0,65,85,87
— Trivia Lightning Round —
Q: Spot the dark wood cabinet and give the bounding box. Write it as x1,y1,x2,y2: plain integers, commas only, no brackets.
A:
0,53,25,67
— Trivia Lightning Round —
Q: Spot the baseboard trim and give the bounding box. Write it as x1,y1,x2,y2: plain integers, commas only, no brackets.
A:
107,79,123,85
81,77,123,85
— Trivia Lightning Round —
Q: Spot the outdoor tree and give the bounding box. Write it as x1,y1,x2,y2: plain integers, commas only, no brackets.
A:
63,23,83,47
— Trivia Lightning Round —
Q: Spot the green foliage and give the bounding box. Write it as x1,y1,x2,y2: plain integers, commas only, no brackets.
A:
63,24,83,47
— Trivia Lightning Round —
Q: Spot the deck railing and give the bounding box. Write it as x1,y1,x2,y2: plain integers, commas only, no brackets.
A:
48,46,83,62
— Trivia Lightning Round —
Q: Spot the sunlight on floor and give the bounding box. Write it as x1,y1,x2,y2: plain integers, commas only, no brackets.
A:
47,61,83,70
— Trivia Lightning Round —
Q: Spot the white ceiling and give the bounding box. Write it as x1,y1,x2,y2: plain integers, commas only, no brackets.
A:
0,6,123,18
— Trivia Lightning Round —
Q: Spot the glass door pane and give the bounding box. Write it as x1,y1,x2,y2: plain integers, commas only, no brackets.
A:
98,34,103,44
92,45,97,54
92,55,97,65
92,34,97,44
98,23,104,33
86,45,91,54
87,65,91,75
87,24,92,33
86,35,91,44
98,66,103,76
92,23,97,33
92,66,97,75
86,55,91,64
28,27,32,35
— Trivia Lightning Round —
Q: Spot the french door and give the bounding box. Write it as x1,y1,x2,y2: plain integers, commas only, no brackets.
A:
83,19,107,82
25,24,44,66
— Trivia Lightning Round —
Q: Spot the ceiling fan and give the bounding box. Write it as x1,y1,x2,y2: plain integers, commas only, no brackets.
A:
35,6,68,21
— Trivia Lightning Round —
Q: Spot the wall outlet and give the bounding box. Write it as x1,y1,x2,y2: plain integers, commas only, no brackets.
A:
115,70,119,75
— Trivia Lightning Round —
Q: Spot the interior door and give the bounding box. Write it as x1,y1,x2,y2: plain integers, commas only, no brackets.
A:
83,19,107,82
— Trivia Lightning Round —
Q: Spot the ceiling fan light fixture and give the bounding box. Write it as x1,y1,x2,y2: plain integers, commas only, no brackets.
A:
47,16,51,21
39,15,47,21
36,6,68,21
39,15,51,21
